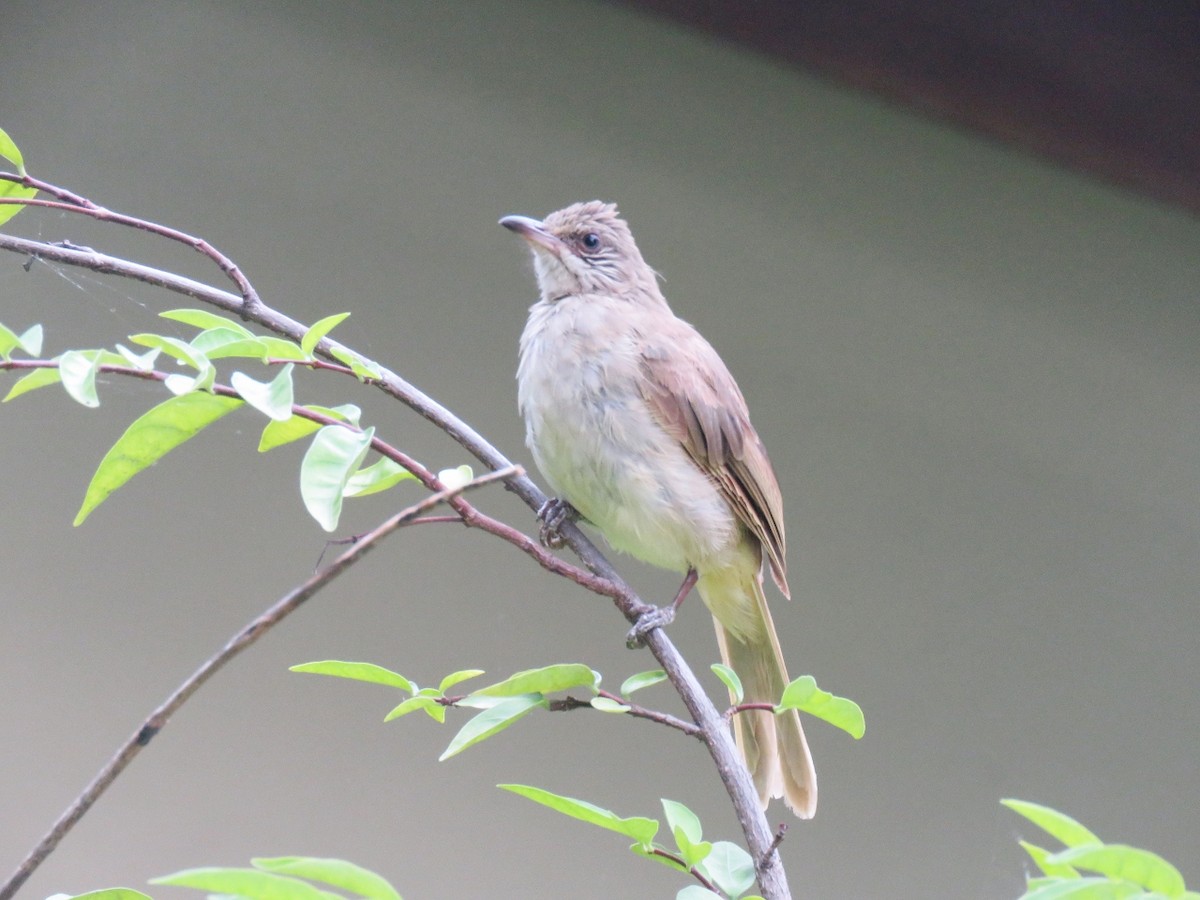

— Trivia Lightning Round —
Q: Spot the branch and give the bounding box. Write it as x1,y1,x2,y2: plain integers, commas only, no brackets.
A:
545,691,703,737
0,466,519,900
0,186,792,897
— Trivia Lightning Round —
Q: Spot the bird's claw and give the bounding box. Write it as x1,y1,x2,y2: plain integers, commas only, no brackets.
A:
537,498,578,548
626,605,676,649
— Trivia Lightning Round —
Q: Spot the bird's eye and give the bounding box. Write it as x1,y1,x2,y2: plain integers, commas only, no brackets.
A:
580,232,601,252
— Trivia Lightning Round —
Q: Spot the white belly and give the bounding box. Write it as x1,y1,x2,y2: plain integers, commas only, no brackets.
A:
518,297,739,573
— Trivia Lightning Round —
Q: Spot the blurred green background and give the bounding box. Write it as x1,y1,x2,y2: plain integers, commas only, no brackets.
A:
1,2,1197,897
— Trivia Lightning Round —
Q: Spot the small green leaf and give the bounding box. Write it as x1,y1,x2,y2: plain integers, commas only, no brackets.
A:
0,180,37,227
439,669,485,693
150,867,332,900
699,841,756,899
1021,841,1082,878
259,404,357,452
64,890,155,900
676,887,722,900
1019,877,1144,899
711,663,744,704
1048,844,1185,896
290,661,412,692
474,664,598,697
662,799,703,846
250,857,401,900
163,362,216,396
300,424,375,531
3,323,44,357
192,329,268,360
344,457,417,498
128,333,208,370
4,365,61,401
620,669,667,696
160,308,255,336
59,349,103,407
74,392,244,525
115,344,161,370
330,346,382,381
257,337,310,360
590,697,629,713
0,125,28,174
777,675,865,739
231,365,295,422
663,799,711,869
384,695,445,723
1002,800,1102,849
302,312,351,355
499,784,659,846
440,694,544,760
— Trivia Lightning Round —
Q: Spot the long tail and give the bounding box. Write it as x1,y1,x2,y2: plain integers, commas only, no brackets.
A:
699,564,817,818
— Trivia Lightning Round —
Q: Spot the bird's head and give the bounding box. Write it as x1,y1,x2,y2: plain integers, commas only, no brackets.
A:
500,201,662,303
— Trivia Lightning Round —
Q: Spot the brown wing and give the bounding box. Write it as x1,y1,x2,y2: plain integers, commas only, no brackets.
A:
638,324,789,597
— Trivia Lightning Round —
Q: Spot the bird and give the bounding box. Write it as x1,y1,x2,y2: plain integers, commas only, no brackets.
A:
501,200,816,818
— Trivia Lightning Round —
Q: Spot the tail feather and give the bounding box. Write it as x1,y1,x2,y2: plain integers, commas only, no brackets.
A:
702,566,817,818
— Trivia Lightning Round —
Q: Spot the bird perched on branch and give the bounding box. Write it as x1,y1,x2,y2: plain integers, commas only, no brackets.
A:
501,201,816,818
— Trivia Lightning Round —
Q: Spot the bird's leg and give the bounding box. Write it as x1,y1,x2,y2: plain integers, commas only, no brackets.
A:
626,568,698,648
537,497,579,549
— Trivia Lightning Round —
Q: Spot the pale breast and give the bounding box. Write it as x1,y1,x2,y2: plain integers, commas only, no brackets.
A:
518,296,739,573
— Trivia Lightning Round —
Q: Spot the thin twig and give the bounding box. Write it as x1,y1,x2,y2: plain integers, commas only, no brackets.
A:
0,466,518,900
544,692,703,737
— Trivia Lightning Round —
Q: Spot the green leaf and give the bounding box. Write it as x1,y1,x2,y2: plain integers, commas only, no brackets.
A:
192,329,269,360
711,663,744,704
0,322,43,359
115,344,161,371
439,669,485,692
589,697,629,713
128,333,208,370
621,669,667,696
163,363,216,396
474,664,597,697
64,890,155,900
662,799,703,845
150,867,335,900
344,457,416,498
74,392,244,525
1002,800,1102,849
499,784,660,846
289,661,412,692
440,694,544,760
776,675,865,739
384,695,445,723
1021,841,1082,878
259,404,358,452
231,365,295,421
4,365,61,401
0,180,37,227
1049,845,1185,897
302,312,351,355
59,349,103,407
330,347,381,381
663,799,711,870
250,857,401,900
0,125,27,174
160,308,255,336
699,841,756,899
676,888,722,900
300,424,374,531
1020,877,1145,900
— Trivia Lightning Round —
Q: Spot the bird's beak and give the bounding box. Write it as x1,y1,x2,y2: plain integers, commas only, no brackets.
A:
500,214,565,256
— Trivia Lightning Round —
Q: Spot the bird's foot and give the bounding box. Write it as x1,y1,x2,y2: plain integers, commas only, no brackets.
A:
626,604,677,649
625,569,697,649
537,497,578,548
